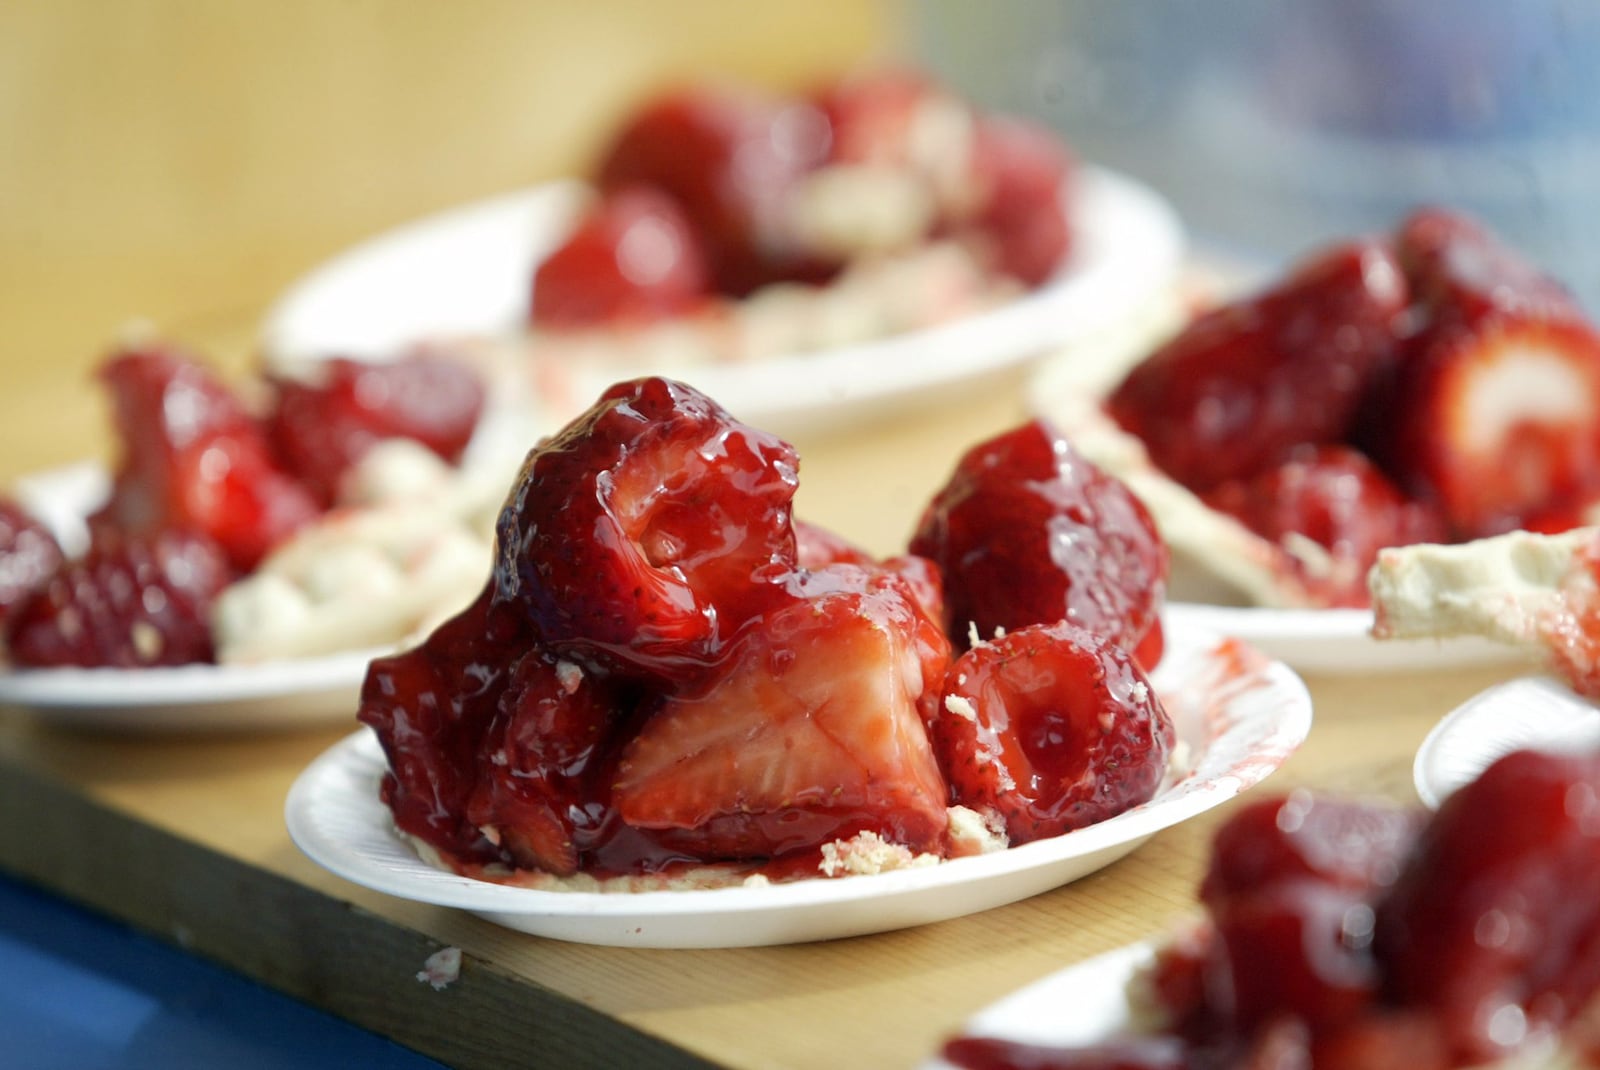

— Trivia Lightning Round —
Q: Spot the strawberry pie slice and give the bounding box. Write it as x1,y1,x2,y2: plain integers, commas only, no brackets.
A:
358,376,1179,887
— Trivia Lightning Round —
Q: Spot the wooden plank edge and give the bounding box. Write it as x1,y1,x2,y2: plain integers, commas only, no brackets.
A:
0,757,713,1070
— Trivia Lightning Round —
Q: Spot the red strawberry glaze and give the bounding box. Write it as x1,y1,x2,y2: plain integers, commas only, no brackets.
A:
911,420,1168,667
932,623,1173,845
1202,445,1448,608
494,376,802,685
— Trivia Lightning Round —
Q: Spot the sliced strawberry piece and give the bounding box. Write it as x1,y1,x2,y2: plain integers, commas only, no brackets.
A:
911,420,1168,662
495,377,801,683
93,345,321,572
1375,748,1600,1065
530,186,711,328
1370,213,1600,538
0,499,64,629
5,527,230,668
266,351,485,505
1106,240,1408,491
933,622,1172,845
1202,445,1449,607
611,582,950,862
464,649,629,876
965,115,1075,286
596,86,833,295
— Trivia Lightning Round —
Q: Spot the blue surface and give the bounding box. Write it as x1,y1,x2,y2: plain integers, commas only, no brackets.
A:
0,872,447,1070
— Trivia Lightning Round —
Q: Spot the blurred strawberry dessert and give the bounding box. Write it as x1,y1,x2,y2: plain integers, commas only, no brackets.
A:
0,339,493,670
1043,208,1600,610
942,746,1600,1069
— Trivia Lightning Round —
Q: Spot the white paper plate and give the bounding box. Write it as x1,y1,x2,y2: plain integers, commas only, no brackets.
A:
260,167,1184,438
923,940,1159,1067
1165,602,1528,676
1413,675,1600,809
285,623,1310,948
0,648,381,732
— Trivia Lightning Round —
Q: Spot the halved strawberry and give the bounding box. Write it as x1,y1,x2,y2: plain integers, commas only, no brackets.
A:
610,582,950,862
495,377,801,684
933,622,1173,845
910,420,1168,663
1202,445,1449,607
266,351,485,505
529,186,711,328
93,344,321,572
1373,213,1600,538
1106,239,1408,491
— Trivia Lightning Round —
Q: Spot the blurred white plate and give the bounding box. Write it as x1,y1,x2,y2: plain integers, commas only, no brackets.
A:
1413,675,1600,809
260,167,1184,437
922,940,1158,1068
285,622,1310,948
0,648,379,733
1165,602,1528,676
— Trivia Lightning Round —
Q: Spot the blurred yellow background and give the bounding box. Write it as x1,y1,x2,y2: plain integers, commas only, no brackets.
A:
0,0,899,480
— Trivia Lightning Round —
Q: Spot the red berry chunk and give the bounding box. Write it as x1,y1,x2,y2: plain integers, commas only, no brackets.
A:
911,420,1168,661
596,87,833,296
0,499,64,629
1366,212,1600,538
5,527,230,668
933,623,1172,845
358,586,531,865
266,352,485,505
1375,748,1600,1064
530,186,710,328
1202,446,1448,607
94,345,320,572
612,580,950,862
464,647,629,876
495,377,800,682
1106,240,1408,492
966,115,1075,286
